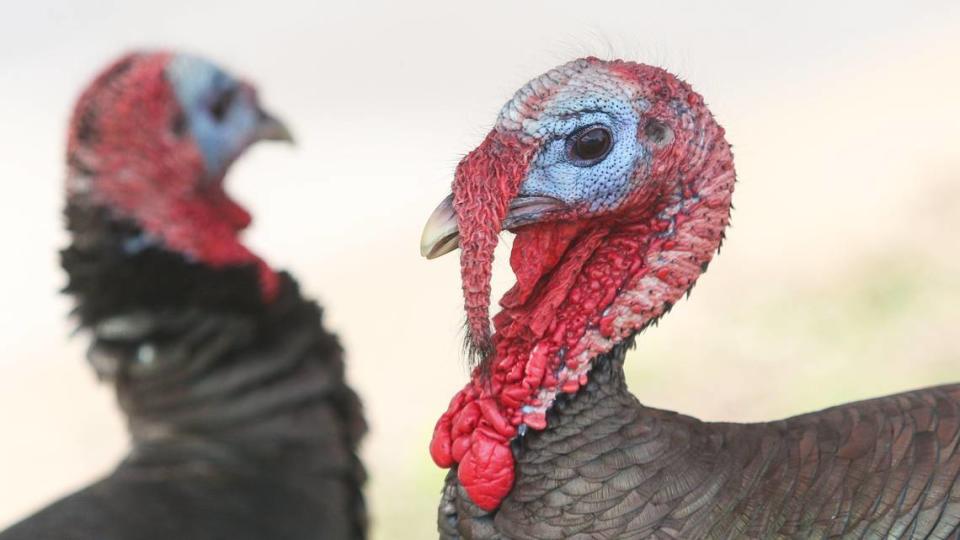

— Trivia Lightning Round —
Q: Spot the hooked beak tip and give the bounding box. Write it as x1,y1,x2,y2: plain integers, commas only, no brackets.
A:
256,109,295,145
420,194,460,259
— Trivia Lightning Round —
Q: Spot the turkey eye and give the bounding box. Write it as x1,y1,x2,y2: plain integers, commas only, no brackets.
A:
644,119,673,145
210,88,236,122
568,126,613,165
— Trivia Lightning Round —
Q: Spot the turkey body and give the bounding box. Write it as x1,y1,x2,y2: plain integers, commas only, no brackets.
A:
423,57,960,539
440,341,960,539
0,204,366,540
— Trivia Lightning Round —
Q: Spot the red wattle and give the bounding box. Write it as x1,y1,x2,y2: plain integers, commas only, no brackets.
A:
458,427,515,511
430,414,454,468
429,377,519,511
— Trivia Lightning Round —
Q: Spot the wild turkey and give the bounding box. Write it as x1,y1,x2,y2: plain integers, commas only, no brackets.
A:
0,52,366,540
421,57,960,539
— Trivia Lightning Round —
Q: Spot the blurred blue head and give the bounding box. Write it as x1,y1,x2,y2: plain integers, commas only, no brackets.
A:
165,54,292,178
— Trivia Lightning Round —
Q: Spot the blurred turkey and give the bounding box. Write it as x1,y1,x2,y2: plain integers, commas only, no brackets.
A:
421,57,960,539
0,51,366,540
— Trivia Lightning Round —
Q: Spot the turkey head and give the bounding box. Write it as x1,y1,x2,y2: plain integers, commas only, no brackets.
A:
421,57,736,510
66,51,293,302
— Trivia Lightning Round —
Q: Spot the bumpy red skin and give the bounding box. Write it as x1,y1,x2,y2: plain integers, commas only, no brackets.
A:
430,59,735,511
66,52,278,300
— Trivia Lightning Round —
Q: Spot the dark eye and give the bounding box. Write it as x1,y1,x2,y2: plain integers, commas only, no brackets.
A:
568,125,613,165
210,87,237,123
644,119,673,145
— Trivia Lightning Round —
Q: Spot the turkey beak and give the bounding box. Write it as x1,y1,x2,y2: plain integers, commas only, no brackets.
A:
421,194,459,259
501,196,567,229
255,107,295,144
420,194,565,260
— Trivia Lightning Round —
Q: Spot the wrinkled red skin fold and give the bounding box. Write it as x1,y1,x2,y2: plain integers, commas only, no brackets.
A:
430,217,653,510
451,130,538,359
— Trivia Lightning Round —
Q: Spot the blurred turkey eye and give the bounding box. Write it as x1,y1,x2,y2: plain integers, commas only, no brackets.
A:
210,88,236,123
568,125,613,165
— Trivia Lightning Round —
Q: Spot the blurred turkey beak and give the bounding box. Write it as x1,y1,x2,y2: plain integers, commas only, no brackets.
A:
420,194,566,260
255,108,295,144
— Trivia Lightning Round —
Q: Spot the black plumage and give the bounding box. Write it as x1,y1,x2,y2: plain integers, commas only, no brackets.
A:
439,341,960,539
1,204,367,540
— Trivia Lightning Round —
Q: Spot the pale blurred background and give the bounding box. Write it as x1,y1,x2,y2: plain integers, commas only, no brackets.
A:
1,1,958,538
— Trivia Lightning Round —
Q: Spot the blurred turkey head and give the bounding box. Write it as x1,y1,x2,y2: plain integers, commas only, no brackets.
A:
66,51,293,300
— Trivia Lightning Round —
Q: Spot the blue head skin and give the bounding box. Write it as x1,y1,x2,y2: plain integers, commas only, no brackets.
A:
518,95,647,214
484,58,680,231
165,54,293,179
420,59,685,260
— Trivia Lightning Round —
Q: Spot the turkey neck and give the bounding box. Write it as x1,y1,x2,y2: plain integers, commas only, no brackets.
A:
61,202,365,471
501,341,726,520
